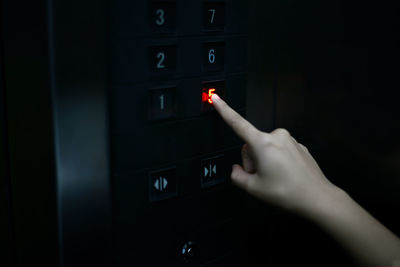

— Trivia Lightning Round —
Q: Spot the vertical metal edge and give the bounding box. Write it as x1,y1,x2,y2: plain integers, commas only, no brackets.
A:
45,0,63,266
47,0,112,265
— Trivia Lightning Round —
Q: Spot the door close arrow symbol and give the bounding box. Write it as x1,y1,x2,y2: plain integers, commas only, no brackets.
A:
204,167,209,177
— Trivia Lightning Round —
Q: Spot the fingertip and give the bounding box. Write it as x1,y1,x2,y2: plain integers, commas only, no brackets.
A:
211,94,222,108
211,93,221,103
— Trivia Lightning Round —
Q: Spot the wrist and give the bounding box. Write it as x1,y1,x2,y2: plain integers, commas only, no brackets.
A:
301,184,349,222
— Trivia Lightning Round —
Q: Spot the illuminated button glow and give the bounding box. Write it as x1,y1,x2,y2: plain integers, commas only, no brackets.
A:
202,88,216,104
201,81,224,112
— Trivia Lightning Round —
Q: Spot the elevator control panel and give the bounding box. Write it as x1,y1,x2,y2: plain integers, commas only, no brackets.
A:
110,0,248,265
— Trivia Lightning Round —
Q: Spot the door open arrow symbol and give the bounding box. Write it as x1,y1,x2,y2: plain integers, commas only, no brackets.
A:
154,177,168,191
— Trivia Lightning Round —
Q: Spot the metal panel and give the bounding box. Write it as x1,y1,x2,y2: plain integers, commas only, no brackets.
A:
47,0,112,266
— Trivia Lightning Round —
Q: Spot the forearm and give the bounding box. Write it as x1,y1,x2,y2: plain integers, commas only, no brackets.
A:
305,186,400,267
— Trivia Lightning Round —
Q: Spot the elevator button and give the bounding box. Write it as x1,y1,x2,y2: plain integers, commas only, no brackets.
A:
201,155,225,188
148,87,176,120
149,1,176,33
149,167,177,202
201,81,225,112
203,2,225,31
203,42,225,72
149,45,177,72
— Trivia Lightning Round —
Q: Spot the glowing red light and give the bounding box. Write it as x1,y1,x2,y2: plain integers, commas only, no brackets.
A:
202,91,209,102
202,88,217,104
208,88,216,104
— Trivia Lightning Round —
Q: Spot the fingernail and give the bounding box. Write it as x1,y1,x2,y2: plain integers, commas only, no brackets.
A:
211,94,220,102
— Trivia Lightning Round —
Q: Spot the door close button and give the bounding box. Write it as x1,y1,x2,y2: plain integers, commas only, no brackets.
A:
200,155,225,188
149,167,178,202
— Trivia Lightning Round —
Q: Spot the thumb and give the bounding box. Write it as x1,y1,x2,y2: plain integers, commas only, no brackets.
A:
231,164,258,193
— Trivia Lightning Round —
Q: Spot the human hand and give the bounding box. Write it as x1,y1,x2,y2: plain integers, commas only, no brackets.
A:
211,94,339,216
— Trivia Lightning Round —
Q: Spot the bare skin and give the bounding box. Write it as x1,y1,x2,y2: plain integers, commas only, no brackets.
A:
211,94,400,267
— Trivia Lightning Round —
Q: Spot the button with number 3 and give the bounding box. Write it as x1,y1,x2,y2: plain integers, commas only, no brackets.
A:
149,1,176,33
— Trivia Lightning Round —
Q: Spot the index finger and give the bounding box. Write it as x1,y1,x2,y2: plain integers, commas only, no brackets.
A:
211,94,261,145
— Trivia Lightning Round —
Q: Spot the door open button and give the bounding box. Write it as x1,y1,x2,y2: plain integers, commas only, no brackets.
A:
149,167,177,202
153,176,168,191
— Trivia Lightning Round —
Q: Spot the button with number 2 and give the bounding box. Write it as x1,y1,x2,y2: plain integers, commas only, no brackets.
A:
149,45,177,72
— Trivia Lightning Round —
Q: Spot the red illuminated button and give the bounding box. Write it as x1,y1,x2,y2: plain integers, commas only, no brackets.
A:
201,81,224,112
202,88,216,104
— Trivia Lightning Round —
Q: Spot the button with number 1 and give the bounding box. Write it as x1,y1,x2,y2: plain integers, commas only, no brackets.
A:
148,87,177,120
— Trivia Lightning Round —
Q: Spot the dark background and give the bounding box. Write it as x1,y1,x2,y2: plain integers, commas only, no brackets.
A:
245,0,400,266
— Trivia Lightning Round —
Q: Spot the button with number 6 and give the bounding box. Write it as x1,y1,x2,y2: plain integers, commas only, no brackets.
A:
202,42,225,72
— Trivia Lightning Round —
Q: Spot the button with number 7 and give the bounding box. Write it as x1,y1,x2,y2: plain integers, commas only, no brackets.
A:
203,2,226,31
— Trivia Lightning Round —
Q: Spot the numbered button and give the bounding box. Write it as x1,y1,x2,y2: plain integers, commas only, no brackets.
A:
148,87,177,120
149,1,176,33
203,42,225,72
201,81,225,112
203,2,225,31
149,45,177,72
